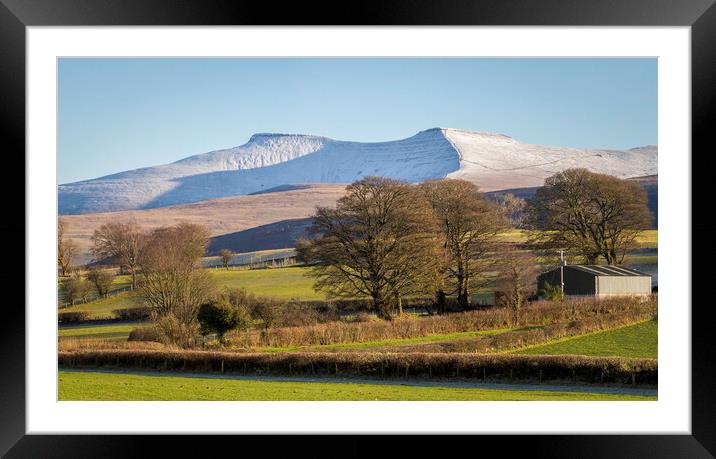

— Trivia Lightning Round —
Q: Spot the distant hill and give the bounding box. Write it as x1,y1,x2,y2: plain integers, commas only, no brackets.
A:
59,127,657,214
61,184,346,264
208,218,313,255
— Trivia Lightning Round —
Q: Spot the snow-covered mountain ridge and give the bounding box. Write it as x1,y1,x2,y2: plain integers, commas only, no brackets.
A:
59,128,657,214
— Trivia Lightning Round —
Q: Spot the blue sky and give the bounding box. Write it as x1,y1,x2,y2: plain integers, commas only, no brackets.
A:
58,58,657,184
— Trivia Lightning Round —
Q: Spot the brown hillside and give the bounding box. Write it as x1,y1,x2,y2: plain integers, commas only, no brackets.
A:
61,183,347,263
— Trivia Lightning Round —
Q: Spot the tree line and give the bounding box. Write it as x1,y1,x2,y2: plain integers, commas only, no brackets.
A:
57,167,651,344
297,169,651,319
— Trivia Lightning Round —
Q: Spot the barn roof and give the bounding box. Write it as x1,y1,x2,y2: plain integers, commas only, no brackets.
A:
563,265,650,277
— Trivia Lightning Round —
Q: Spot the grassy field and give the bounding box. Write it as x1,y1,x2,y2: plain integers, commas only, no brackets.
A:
59,292,142,319
58,323,140,341
209,266,321,300
58,371,655,401
497,229,657,248
514,320,657,359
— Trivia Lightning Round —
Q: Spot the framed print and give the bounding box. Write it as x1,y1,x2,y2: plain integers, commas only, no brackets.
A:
3,0,715,456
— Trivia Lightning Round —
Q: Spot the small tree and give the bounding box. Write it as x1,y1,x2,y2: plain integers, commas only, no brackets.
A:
86,267,116,298
252,300,282,330
58,219,79,276
197,299,247,344
139,223,215,348
540,282,565,301
62,274,91,305
495,248,538,311
219,249,234,270
91,221,145,289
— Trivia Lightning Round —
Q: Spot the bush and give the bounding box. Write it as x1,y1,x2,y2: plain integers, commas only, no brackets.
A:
86,267,116,298
228,296,656,349
113,307,152,321
128,325,163,343
198,299,249,343
540,282,565,301
62,274,91,305
58,311,91,323
251,300,282,330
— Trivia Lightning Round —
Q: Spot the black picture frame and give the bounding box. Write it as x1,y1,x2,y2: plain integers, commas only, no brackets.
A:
2,0,714,456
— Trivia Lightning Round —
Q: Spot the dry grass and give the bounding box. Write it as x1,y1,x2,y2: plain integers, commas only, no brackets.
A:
226,296,657,349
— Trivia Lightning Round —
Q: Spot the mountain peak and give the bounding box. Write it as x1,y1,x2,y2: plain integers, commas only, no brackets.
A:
59,128,657,214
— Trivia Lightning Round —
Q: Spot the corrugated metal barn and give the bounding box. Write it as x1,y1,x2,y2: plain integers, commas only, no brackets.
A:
537,265,652,298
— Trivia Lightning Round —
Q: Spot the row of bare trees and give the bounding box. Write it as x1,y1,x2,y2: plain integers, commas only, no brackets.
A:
297,169,651,319
58,219,215,347
296,177,511,319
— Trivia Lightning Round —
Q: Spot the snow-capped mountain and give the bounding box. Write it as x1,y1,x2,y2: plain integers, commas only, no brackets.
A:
58,128,657,214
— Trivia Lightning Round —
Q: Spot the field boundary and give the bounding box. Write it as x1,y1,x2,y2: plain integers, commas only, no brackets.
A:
506,318,656,356
58,350,657,386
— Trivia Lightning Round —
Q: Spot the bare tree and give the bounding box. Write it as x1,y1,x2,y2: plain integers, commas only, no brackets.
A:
219,249,233,270
138,223,215,347
297,177,441,320
525,168,652,265
91,221,144,289
86,266,116,298
419,179,507,310
495,247,538,311
57,219,79,276
62,273,91,305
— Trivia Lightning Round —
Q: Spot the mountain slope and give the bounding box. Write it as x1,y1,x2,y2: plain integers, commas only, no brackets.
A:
59,128,657,214
61,183,347,264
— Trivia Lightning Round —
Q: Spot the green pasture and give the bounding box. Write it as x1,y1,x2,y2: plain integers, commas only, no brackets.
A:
514,320,657,359
58,323,141,341
209,266,321,300
58,371,655,401
59,292,142,320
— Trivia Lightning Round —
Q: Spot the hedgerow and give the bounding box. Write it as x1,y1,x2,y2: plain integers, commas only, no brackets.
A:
57,350,657,385
228,296,657,349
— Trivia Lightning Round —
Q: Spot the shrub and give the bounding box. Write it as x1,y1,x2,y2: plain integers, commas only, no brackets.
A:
58,311,91,323
540,282,565,301
252,300,282,330
198,299,248,343
153,314,200,349
113,307,152,321
86,267,116,298
228,296,656,349
62,274,91,305
128,325,163,343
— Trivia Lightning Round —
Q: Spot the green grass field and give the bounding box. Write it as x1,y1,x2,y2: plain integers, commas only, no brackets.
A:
59,292,142,319
57,371,655,401
514,320,657,359
58,323,140,341
209,266,321,300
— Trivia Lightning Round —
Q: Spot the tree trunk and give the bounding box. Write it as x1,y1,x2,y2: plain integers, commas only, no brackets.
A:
457,284,470,310
398,296,403,316
435,290,446,314
373,292,393,320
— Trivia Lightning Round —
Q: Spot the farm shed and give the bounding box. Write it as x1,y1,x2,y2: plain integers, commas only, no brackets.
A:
537,265,652,298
